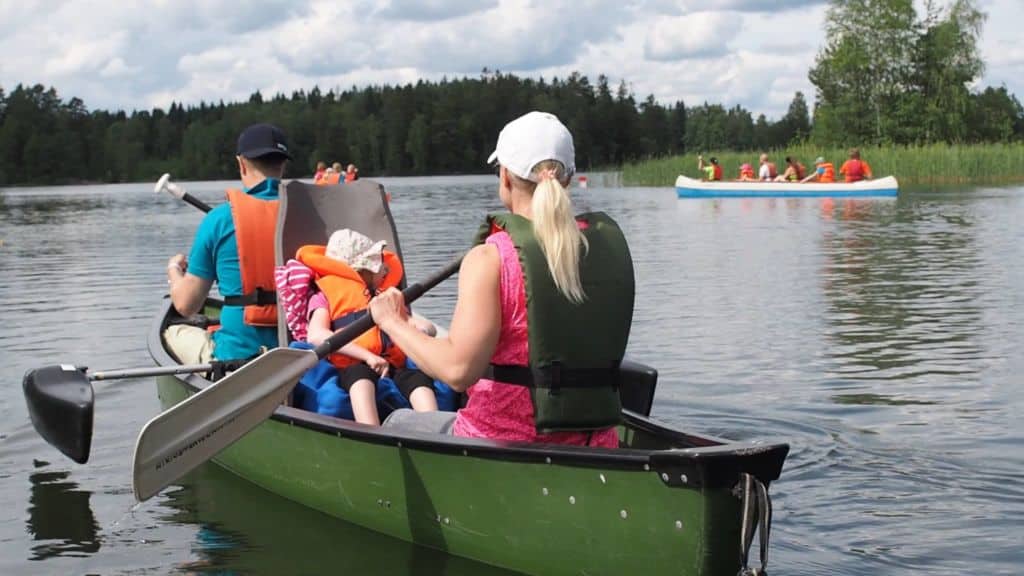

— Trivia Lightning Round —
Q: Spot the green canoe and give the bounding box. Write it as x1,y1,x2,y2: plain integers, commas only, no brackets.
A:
149,299,788,576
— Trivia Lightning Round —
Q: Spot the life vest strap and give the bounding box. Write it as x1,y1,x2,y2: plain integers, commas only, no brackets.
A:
484,362,621,393
223,287,277,306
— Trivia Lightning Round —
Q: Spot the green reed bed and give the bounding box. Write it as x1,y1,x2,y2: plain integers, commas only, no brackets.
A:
622,143,1024,187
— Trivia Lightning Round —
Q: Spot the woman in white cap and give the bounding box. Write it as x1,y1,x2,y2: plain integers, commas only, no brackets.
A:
370,111,635,446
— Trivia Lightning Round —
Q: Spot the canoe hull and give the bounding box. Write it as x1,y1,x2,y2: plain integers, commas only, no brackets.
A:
157,375,742,575
150,300,787,576
676,174,899,198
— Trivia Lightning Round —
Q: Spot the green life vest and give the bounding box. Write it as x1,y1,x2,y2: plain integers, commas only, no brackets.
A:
474,212,635,433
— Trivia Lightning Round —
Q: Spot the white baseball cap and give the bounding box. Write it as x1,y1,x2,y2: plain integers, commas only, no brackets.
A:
325,228,387,273
486,111,576,181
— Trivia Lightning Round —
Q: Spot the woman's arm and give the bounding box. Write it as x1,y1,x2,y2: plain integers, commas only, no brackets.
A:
370,244,502,391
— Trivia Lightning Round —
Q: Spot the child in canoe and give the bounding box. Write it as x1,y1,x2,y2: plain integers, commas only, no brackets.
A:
298,229,438,425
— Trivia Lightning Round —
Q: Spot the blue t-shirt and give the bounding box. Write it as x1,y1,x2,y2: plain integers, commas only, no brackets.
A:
187,178,280,360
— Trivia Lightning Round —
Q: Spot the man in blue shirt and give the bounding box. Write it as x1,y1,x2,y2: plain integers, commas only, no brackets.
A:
164,123,291,363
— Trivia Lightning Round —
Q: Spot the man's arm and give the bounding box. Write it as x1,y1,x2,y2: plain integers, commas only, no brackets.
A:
167,254,213,316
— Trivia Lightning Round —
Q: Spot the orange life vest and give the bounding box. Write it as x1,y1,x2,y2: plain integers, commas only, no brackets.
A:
317,172,341,186
225,189,279,327
296,245,406,369
817,162,836,183
344,170,357,183
842,159,865,182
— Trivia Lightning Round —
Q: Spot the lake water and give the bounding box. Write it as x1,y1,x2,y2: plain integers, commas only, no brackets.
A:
1,176,1022,575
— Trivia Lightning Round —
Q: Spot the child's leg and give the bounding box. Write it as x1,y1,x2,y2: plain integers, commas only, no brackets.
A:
339,364,381,425
349,379,381,425
394,368,438,412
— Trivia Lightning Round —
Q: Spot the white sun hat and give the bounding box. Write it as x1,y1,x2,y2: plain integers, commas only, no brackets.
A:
325,229,386,273
486,111,576,181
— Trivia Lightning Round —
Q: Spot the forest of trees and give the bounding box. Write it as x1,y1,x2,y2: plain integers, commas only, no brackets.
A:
0,0,1020,186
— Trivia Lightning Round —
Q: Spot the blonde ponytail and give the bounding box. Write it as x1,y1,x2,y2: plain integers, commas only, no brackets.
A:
527,160,588,304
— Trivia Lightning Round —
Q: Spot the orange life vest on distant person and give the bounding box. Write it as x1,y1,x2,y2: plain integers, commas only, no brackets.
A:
345,170,358,183
818,162,835,183
296,245,406,369
225,189,279,327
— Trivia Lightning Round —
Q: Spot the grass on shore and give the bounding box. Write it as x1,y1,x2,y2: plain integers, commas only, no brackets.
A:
622,142,1024,187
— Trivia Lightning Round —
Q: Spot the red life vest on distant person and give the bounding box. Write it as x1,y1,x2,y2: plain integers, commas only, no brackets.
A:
296,245,406,369
225,189,279,327
766,162,778,179
712,164,723,181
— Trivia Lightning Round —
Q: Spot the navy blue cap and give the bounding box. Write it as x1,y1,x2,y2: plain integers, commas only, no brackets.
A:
236,123,292,160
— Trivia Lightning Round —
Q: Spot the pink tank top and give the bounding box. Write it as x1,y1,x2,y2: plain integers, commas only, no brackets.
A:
451,231,618,448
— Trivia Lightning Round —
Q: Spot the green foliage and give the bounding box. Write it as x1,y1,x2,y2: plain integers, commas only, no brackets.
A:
810,0,991,145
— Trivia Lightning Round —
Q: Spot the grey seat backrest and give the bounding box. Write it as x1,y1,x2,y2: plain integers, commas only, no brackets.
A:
275,179,405,346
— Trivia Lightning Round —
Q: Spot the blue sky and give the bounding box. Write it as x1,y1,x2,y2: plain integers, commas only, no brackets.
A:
0,0,1020,119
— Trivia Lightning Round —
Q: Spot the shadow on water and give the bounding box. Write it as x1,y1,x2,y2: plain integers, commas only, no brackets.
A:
158,463,521,575
26,460,101,561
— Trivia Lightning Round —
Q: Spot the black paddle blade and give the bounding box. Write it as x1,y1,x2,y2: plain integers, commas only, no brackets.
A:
22,365,94,464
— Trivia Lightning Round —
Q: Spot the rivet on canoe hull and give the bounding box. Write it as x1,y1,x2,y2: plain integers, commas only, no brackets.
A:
599,474,606,484
569,496,576,504
661,473,669,482
620,510,628,519
397,441,402,448
436,515,442,523
676,520,683,530
643,464,650,471
542,487,549,496
680,474,688,484
385,500,391,509
377,499,383,506
545,457,551,464
444,517,450,525
462,449,468,456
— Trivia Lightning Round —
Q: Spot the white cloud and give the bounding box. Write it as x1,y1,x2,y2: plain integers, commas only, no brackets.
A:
644,12,739,61
0,0,1020,120
374,0,499,21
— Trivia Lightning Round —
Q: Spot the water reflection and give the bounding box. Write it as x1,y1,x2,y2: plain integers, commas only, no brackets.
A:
159,463,521,575
26,460,100,561
0,196,112,226
819,198,985,393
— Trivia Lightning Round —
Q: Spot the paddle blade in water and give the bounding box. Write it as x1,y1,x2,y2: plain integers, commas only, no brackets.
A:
22,365,94,464
131,346,317,502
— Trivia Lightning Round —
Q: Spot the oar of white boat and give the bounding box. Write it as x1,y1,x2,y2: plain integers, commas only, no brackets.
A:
22,359,246,465
155,173,213,213
131,253,464,502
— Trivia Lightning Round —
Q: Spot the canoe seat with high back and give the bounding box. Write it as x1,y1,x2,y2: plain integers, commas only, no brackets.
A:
274,179,404,347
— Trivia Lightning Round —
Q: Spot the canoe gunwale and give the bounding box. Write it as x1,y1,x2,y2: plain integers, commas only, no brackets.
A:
148,298,788,488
